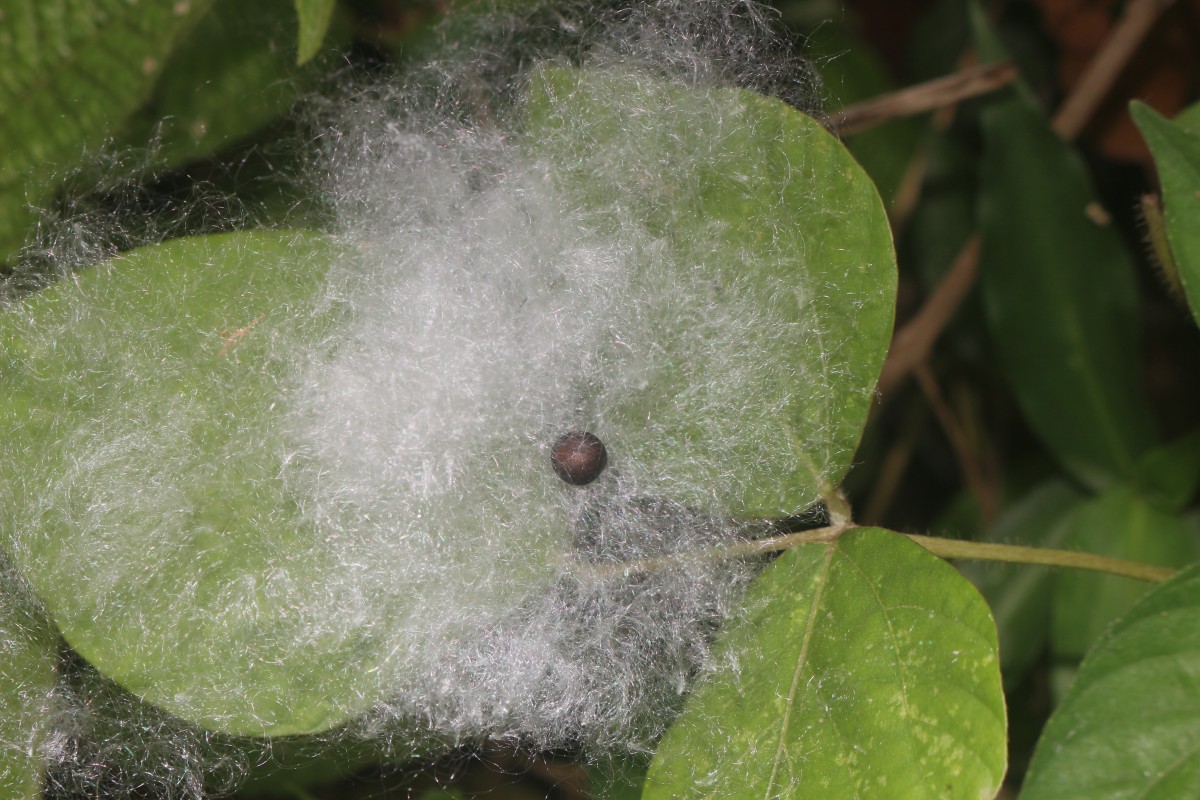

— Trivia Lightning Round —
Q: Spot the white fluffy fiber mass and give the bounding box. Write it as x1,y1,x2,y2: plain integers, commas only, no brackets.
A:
7,0,832,791
304,0,822,749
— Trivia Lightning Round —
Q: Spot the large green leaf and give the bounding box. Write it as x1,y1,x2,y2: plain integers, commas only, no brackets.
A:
0,0,216,263
1051,486,1198,660
0,571,58,799
1022,561,1200,798
644,528,1006,799
0,230,402,736
528,67,897,516
3,231,559,739
1132,101,1200,328
974,14,1155,491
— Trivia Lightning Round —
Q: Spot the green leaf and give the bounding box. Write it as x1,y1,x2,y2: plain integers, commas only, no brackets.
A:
527,67,897,516
0,0,216,263
1022,561,1200,799
976,61,1155,489
293,0,336,65
125,0,337,169
1051,486,1198,660
1177,99,1200,129
0,230,399,736
961,479,1086,686
1132,101,1200,328
0,571,58,799
1133,429,1200,513
644,528,1006,799
3,229,558,739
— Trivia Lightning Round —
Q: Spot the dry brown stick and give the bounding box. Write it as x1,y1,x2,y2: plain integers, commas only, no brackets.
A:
876,234,980,398
914,362,999,523
888,86,967,232
830,61,1017,136
886,47,980,231
860,404,922,524
1052,0,1177,139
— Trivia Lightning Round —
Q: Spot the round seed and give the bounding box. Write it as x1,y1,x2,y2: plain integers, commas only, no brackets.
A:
550,432,608,485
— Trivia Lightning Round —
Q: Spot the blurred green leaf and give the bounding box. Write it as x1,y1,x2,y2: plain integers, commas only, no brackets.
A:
1051,486,1198,660
529,67,897,516
1133,429,1200,513
0,571,58,799
644,528,1006,800
125,0,341,170
1132,101,1200,329
0,0,216,263
975,58,1155,490
907,0,968,82
1022,561,1200,799
294,0,337,65
961,480,1086,687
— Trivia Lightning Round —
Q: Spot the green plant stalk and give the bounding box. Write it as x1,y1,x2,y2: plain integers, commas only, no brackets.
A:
575,526,1177,583
902,533,1175,582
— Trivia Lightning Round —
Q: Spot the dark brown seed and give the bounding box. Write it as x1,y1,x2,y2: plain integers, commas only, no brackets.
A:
550,431,608,485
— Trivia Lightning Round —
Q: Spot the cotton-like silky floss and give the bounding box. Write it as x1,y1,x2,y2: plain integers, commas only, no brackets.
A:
5,1,829,794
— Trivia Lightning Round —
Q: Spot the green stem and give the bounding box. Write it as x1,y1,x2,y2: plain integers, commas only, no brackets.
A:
572,526,1177,583
903,533,1175,582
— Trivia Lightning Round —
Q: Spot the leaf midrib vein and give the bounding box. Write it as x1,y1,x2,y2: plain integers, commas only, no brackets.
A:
764,542,837,799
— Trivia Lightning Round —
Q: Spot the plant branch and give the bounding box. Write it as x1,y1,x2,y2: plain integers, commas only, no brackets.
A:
904,534,1176,582
914,363,1000,523
829,61,1018,136
876,234,980,397
1052,0,1177,140
572,527,1177,584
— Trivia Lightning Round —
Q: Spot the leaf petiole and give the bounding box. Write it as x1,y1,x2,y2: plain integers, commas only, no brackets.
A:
574,526,1177,584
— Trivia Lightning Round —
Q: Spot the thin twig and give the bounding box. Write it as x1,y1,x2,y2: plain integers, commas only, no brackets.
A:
830,61,1018,136
861,404,923,524
876,234,980,398
905,534,1176,582
888,52,978,231
569,526,1176,584
914,363,1000,523
1052,0,1177,140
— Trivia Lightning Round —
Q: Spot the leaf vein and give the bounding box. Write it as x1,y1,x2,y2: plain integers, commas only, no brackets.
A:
764,542,837,799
